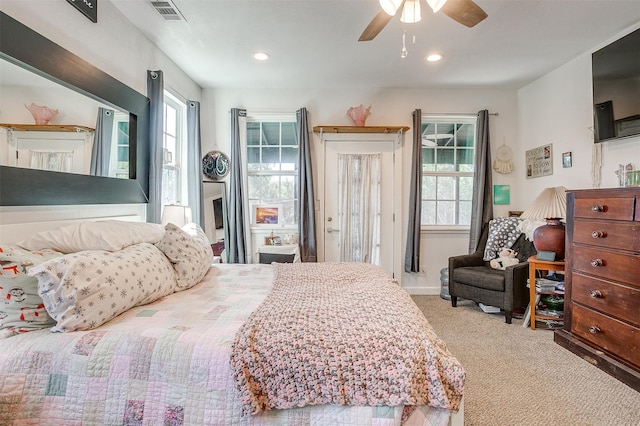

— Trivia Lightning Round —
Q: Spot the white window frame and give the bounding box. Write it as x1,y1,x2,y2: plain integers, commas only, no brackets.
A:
243,112,299,234
110,111,130,179
420,114,476,231
161,91,188,210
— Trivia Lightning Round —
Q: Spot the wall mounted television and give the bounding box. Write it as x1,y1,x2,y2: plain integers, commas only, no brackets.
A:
592,27,640,143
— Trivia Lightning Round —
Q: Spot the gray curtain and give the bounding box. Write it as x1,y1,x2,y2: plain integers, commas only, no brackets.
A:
186,100,204,227
227,108,248,263
468,109,493,252
296,107,317,262
404,109,422,272
90,108,113,176
147,70,164,224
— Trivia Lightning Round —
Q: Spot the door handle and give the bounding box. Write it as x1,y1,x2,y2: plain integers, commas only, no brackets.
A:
326,227,340,233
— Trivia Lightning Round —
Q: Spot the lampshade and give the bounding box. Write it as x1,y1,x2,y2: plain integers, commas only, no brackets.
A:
161,205,193,227
401,0,422,23
520,186,567,260
520,186,567,220
379,0,403,15
427,0,448,13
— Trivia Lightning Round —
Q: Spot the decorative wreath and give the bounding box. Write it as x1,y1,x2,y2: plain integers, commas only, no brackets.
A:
202,150,230,180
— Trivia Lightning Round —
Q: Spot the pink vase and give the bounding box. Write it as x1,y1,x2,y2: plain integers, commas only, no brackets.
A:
347,104,371,127
25,103,59,125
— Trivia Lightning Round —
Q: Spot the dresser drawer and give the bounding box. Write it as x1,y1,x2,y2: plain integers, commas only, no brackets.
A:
572,272,640,326
572,304,640,368
572,246,640,288
574,197,636,221
574,219,640,251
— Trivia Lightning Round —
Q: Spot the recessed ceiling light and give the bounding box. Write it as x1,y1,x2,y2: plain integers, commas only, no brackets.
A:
253,52,270,61
425,53,443,62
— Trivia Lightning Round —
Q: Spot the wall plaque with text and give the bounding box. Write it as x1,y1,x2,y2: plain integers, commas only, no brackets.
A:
526,143,553,179
67,0,97,23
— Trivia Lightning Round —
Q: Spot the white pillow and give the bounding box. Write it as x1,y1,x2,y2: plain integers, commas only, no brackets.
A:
29,243,176,332
17,220,165,253
155,223,213,290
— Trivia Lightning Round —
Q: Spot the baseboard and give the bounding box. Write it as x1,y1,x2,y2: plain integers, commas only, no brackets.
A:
402,286,441,296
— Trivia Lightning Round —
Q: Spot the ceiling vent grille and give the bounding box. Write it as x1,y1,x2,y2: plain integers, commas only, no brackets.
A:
150,1,185,21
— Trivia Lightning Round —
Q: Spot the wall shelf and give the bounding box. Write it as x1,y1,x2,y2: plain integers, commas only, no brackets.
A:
0,123,94,132
313,125,409,134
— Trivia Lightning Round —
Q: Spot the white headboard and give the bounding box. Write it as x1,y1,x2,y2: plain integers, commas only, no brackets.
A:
0,204,146,244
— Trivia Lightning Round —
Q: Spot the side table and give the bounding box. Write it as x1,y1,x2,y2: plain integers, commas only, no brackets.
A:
528,255,565,330
256,244,301,263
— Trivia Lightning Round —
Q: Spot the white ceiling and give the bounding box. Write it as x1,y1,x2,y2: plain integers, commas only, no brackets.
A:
110,0,640,91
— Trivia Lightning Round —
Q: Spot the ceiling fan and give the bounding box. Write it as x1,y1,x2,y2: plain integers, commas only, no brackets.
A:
359,0,488,42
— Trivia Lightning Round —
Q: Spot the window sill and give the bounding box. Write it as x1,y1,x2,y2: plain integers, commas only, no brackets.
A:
421,226,470,234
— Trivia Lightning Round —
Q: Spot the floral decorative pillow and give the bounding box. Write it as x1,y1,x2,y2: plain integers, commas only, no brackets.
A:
483,217,523,261
17,220,165,253
155,223,213,290
29,243,176,332
0,245,62,338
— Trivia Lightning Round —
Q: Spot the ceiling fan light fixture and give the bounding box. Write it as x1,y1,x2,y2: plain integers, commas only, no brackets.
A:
426,53,443,62
426,0,448,13
400,0,421,23
379,0,403,16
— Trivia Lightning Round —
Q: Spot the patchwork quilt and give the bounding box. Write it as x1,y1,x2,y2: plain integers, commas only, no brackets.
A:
0,264,456,425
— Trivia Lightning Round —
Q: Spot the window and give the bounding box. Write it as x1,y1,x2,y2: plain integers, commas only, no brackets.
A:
112,111,129,179
161,91,187,208
246,115,298,227
420,115,476,227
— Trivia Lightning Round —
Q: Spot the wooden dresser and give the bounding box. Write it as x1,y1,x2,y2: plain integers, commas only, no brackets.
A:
555,187,640,391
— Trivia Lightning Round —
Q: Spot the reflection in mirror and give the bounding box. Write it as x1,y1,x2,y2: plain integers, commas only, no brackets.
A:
0,58,129,178
203,181,229,263
0,11,149,206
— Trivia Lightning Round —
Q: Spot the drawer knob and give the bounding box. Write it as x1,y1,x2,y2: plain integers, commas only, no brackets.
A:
590,258,603,267
591,230,606,238
590,290,603,298
589,325,601,335
591,205,604,212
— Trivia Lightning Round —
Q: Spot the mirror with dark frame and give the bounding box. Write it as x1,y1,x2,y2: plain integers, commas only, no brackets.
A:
203,181,229,263
0,12,149,206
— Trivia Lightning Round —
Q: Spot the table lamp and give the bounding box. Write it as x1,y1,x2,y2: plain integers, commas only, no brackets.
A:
520,186,567,260
161,204,193,227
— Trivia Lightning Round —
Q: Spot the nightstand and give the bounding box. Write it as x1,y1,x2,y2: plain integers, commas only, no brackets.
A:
528,256,565,330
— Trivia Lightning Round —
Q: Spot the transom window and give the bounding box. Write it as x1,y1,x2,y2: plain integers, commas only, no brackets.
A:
420,115,476,227
246,115,298,227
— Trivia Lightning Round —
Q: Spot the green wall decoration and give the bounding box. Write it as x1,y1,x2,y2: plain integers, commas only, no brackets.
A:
494,184,511,205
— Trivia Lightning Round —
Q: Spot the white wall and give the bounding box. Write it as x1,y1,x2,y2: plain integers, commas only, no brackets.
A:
0,1,202,234
516,23,640,207
202,87,519,293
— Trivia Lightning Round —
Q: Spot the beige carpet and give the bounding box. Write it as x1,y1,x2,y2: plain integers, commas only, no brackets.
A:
411,296,640,426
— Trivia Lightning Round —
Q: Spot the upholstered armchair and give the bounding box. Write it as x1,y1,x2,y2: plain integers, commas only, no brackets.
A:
448,221,537,324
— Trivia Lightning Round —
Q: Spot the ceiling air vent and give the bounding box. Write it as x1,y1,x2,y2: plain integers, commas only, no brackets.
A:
150,1,185,21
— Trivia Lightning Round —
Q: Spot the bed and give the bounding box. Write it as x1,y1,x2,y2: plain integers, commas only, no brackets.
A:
0,220,464,425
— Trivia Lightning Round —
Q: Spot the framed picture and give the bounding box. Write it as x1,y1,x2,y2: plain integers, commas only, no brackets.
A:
253,205,280,226
493,185,511,205
525,143,553,179
562,151,572,168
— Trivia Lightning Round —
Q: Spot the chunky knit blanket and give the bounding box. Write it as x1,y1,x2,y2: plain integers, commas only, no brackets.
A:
230,262,465,416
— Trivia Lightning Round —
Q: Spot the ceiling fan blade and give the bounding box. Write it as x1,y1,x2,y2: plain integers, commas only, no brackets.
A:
358,10,394,41
440,0,488,28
